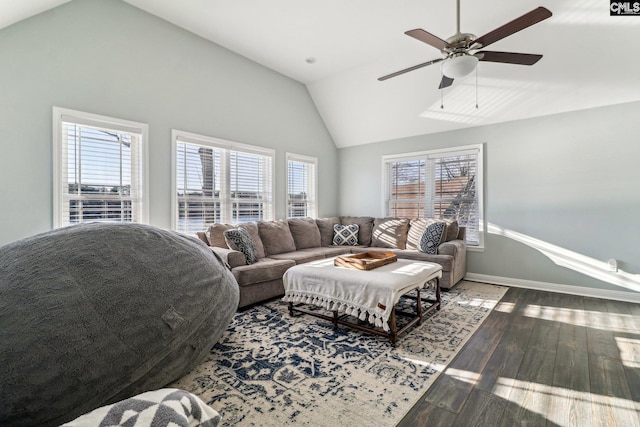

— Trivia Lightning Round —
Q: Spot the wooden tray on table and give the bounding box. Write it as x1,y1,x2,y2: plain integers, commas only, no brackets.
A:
334,251,398,270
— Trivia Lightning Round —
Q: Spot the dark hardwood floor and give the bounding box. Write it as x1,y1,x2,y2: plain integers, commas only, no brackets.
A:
398,286,640,427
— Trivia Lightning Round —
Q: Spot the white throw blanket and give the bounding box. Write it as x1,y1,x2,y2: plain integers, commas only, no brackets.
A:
282,258,442,332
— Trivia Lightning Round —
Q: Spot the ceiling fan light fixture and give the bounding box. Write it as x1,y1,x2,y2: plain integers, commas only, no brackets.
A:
441,54,478,79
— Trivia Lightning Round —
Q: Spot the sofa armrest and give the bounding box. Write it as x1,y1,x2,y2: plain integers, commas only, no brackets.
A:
437,239,466,256
210,246,246,268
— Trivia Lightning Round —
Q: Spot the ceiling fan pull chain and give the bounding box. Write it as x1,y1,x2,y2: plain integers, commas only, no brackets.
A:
441,85,444,109
475,66,479,109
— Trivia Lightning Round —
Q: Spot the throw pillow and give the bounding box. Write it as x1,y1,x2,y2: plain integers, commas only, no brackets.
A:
237,222,266,258
333,224,359,246
316,217,341,246
418,221,447,254
205,223,234,248
371,217,410,249
340,216,374,246
288,217,322,249
224,228,259,264
442,218,460,242
257,220,296,256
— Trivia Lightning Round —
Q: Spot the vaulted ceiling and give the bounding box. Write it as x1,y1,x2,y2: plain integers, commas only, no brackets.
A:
3,0,640,147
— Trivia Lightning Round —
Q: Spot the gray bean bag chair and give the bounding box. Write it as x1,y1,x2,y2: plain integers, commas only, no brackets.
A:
0,223,239,426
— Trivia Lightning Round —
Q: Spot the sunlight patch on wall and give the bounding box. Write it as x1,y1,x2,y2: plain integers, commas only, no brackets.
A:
488,222,640,293
419,77,542,124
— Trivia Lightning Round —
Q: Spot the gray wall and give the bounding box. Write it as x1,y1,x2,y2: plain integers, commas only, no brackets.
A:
1,0,638,298
0,0,338,246
339,101,640,295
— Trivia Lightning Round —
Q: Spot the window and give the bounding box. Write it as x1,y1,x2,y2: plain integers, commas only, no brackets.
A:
52,107,148,228
286,153,318,218
383,144,483,247
172,130,274,234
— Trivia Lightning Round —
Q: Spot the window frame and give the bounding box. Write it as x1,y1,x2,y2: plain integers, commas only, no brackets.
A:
381,143,484,250
52,107,149,228
171,129,275,233
286,152,318,219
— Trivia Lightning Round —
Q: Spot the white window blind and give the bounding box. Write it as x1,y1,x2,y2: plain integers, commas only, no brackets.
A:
173,131,274,234
53,107,148,228
286,153,318,218
383,145,483,247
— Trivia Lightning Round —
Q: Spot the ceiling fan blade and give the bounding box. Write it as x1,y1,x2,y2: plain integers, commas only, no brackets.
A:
476,51,543,65
378,58,444,81
438,76,454,89
472,7,552,49
405,29,451,51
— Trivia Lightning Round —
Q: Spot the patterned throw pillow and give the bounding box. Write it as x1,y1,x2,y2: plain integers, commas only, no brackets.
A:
418,221,447,254
333,224,359,246
224,228,259,265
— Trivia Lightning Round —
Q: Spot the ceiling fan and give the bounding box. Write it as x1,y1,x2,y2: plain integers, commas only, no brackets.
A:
378,0,552,89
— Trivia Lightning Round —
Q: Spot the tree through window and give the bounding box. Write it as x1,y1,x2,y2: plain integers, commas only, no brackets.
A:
384,145,483,247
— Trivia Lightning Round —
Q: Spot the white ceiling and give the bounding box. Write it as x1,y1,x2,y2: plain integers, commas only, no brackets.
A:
3,0,640,147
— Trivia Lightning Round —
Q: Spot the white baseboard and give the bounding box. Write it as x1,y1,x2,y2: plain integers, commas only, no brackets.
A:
464,273,640,304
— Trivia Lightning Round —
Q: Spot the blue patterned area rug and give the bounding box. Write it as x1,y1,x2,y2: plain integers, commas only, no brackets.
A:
171,281,507,426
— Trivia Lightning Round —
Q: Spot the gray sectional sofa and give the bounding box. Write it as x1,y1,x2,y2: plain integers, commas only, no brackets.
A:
197,216,467,309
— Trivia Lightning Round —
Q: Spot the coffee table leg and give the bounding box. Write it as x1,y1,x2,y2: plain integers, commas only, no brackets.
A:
288,302,294,316
435,277,441,310
416,287,423,323
333,310,338,329
389,310,397,347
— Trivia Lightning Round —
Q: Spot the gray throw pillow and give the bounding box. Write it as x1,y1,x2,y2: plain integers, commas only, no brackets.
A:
340,216,374,246
288,217,322,249
333,224,359,246
316,217,340,246
205,223,234,248
442,219,460,242
257,220,296,256
224,228,259,264
418,221,446,254
371,217,409,249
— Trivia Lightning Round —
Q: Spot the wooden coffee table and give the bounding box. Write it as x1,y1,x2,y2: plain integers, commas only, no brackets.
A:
282,257,442,346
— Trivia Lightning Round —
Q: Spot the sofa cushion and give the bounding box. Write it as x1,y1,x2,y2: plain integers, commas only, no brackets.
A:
390,250,454,272
333,224,359,246
232,258,296,286
418,221,446,254
340,216,374,246
205,223,234,248
315,246,353,257
224,228,259,265
268,248,328,265
237,222,266,258
258,220,296,256
316,217,341,246
288,217,322,249
371,217,409,249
